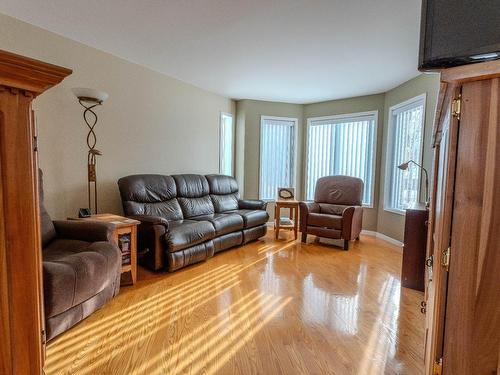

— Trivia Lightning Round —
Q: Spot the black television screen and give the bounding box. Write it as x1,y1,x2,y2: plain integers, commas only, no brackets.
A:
419,0,500,70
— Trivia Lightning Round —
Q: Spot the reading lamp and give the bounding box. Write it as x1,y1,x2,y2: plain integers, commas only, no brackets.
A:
71,88,109,214
398,160,429,207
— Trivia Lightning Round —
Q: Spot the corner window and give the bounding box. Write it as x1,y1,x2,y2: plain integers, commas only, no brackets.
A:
219,112,234,176
259,116,297,200
385,94,426,213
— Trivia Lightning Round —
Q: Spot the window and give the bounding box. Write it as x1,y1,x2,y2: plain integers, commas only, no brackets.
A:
385,94,426,213
219,112,233,176
305,112,377,206
259,116,297,200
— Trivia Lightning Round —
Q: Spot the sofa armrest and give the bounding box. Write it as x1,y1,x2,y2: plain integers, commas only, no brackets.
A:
299,201,320,232
126,215,168,271
127,214,169,230
238,199,267,211
341,206,363,240
53,220,114,242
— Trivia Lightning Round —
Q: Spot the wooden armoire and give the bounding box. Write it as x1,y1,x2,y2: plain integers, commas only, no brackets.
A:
0,50,71,374
424,60,500,375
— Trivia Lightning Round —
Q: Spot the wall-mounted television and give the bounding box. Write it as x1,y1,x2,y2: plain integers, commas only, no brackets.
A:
419,0,500,70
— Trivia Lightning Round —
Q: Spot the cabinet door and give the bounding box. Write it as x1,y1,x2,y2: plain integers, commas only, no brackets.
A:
443,78,500,375
424,87,459,375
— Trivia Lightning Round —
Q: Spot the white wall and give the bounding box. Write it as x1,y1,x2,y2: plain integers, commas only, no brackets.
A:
0,14,234,219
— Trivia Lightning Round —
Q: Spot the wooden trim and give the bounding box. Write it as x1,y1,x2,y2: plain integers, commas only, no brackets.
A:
440,60,500,84
0,49,72,95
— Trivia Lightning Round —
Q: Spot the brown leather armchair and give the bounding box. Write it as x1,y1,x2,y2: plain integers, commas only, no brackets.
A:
39,171,122,340
299,176,363,250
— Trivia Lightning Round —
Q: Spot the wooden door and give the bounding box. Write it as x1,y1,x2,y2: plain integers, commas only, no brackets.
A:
443,77,500,375
424,85,460,375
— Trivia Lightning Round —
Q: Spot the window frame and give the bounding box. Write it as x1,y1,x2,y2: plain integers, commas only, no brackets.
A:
259,115,299,201
384,93,427,215
305,110,378,208
218,112,234,176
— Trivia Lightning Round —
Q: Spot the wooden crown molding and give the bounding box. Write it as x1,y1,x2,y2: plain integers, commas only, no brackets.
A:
0,49,72,95
440,59,500,84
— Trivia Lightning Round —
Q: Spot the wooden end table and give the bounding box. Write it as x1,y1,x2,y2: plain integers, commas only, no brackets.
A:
70,214,140,285
274,200,299,240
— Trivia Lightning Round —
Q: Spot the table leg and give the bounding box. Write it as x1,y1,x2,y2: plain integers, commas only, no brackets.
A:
294,206,298,240
275,204,279,239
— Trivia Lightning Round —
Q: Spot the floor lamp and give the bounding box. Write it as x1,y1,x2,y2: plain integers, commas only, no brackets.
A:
72,88,109,214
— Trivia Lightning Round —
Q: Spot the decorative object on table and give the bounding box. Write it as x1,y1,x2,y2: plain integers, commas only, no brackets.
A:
71,87,109,214
69,213,140,285
277,187,295,201
397,160,429,207
274,200,299,240
78,208,92,218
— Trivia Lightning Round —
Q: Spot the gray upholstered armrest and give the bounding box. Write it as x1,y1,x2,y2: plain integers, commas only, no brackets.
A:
127,214,170,230
53,220,114,242
238,199,268,210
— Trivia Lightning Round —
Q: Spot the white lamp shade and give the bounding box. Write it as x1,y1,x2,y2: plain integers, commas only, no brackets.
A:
71,87,109,103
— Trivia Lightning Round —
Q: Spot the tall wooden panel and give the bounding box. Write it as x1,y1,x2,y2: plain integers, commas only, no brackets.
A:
424,60,500,375
0,50,71,375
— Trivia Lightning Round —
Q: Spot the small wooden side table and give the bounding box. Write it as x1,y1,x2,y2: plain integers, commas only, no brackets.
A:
274,200,299,240
70,214,140,285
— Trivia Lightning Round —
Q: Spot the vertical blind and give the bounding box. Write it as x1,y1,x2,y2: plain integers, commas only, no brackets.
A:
386,97,425,211
259,117,296,200
219,113,233,176
305,114,376,205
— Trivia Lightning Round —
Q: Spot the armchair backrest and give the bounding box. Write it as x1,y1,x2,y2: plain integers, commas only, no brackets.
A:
38,169,56,247
314,175,363,206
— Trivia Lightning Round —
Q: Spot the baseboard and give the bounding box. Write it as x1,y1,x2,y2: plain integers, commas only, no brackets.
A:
361,230,403,248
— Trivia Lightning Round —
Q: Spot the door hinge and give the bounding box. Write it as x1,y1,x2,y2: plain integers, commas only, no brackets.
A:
433,358,443,375
442,247,451,272
452,94,462,120
41,329,46,345
33,135,38,152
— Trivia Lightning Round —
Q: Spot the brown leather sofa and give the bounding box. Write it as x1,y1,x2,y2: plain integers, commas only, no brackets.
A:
39,171,122,341
299,175,363,250
118,174,269,271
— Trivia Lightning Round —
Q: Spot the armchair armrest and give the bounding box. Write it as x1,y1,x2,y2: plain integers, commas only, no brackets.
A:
126,214,169,271
53,220,114,242
299,201,320,232
238,199,267,211
341,206,363,240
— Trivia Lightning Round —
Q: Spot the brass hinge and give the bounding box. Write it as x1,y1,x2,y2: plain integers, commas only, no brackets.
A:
33,135,38,152
433,358,443,375
452,94,462,120
442,247,451,272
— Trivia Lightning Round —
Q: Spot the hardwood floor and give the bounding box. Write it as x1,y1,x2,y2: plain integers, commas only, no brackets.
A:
44,231,425,375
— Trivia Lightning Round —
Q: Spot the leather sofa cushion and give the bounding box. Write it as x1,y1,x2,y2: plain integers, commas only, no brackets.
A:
165,220,215,252
205,174,239,195
124,199,183,221
178,196,215,218
308,213,343,230
118,174,177,202
234,209,269,228
314,175,363,206
318,203,347,216
210,194,239,212
173,174,209,198
43,239,121,318
192,213,243,236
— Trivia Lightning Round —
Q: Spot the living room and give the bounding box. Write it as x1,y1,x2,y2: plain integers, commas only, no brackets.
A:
0,1,498,375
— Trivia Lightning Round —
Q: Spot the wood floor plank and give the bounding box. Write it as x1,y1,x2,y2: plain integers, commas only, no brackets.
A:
44,231,424,375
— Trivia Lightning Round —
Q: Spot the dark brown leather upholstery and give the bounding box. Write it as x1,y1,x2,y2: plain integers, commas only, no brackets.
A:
39,170,121,341
118,174,268,271
300,175,363,250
